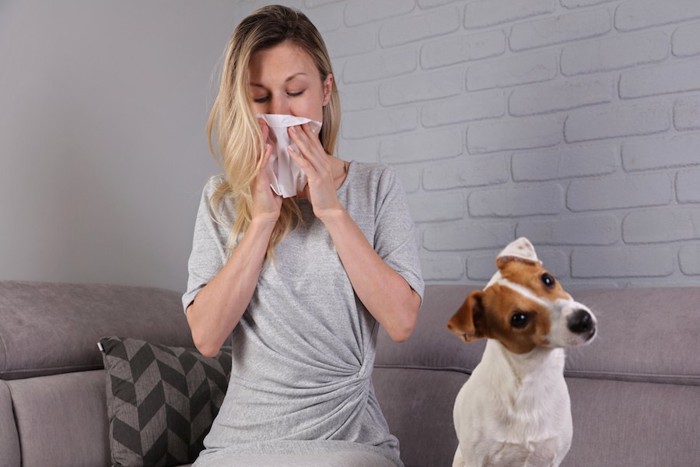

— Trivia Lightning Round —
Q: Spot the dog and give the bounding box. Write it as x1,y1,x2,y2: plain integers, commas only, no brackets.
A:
448,238,596,467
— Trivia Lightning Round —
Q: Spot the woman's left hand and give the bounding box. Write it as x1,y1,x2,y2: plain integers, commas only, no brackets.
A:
287,123,343,219
288,124,420,343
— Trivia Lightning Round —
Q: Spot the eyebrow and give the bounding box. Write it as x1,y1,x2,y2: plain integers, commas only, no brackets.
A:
250,72,309,88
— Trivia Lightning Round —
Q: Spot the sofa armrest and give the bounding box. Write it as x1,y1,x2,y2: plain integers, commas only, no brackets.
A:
0,381,20,466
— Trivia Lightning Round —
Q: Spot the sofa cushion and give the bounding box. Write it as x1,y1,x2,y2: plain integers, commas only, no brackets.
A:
7,370,109,467
566,377,700,467
373,367,465,467
99,337,231,466
0,281,194,379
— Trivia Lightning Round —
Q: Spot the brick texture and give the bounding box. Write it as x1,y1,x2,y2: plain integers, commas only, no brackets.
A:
423,220,514,252
408,191,465,222
567,173,673,211
420,30,506,69
380,128,463,164
564,101,670,142
677,169,700,203
572,246,675,278
468,115,563,154
469,184,564,217
463,0,555,29
615,0,700,32
561,31,668,76
467,51,557,90
423,154,508,190
517,214,620,246
379,6,460,48
672,22,700,57
509,9,611,51
512,144,619,181
313,0,700,286
620,60,700,99
674,95,700,130
421,255,466,281
622,134,700,171
623,208,700,243
679,245,700,275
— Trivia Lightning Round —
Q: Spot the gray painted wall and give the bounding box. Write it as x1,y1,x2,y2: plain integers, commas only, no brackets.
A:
2,0,700,292
0,1,230,290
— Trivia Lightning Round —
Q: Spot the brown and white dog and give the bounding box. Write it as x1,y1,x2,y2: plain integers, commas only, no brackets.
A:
448,238,596,467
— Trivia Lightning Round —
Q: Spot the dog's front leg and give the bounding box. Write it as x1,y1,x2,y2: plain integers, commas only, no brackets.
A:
452,445,462,467
453,445,488,467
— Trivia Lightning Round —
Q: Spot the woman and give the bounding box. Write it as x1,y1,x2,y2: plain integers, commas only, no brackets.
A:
183,5,424,466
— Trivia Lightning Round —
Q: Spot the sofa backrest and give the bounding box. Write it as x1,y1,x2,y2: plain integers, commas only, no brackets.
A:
0,281,194,381
0,281,193,467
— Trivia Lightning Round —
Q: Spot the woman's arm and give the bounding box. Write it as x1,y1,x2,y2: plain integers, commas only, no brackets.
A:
288,124,421,342
186,217,275,357
319,209,421,342
186,136,281,357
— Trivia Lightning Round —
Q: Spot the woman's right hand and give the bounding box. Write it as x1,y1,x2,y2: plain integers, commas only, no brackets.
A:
251,119,282,224
188,121,281,357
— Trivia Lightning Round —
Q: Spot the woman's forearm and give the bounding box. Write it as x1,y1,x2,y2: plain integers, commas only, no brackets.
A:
186,218,275,356
319,208,421,342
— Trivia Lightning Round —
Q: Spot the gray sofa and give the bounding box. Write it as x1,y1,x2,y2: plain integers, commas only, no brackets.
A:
1,280,698,467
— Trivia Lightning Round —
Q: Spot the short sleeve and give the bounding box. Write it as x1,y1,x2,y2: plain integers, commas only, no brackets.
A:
181,176,232,312
373,167,425,302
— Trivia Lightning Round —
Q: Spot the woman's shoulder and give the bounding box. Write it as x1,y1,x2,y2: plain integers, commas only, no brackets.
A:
347,161,398,183
347,161,400,192
197,174,236,224
201,174,227,199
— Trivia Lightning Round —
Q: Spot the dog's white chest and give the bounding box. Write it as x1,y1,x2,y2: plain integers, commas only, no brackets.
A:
452,342,572,467
486,437,560,466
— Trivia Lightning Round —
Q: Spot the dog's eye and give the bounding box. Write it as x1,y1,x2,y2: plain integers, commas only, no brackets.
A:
511,312,530,329
541,273,555,288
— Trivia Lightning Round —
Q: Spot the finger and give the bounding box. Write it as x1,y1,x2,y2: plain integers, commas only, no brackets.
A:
287,144,315,175
288,125,314,157
288,126,326,173
258,118,270,145
257,143,273,179
262,143,272,163
289,124,322,152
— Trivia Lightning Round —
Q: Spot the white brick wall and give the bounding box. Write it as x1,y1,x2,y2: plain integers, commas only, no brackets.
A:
291,0,700,287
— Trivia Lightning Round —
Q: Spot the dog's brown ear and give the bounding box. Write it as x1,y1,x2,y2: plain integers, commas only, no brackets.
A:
448,291,485,343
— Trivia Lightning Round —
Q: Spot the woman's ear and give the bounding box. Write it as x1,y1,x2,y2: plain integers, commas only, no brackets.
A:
322,73,334,106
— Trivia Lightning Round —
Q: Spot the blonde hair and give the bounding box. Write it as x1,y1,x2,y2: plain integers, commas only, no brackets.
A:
207,5,341,257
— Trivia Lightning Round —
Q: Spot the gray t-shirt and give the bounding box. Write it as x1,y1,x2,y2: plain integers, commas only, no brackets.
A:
183,161,424,466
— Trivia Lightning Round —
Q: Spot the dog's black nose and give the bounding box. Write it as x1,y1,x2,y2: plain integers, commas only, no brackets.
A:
568,309,595,335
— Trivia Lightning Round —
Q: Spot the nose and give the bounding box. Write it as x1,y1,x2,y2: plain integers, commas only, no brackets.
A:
270,96,290,115
567,309,595,336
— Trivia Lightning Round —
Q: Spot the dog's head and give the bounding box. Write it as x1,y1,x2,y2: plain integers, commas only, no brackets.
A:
448,238,596,354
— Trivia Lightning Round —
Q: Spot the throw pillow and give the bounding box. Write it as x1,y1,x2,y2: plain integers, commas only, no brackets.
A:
99,336,231,466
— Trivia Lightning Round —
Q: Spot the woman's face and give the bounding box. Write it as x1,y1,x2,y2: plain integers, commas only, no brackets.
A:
248,40,332,122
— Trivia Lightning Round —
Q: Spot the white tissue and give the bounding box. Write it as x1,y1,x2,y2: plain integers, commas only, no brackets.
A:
257,114,322,198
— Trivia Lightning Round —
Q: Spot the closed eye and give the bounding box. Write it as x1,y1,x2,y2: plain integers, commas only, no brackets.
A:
252,90,304,103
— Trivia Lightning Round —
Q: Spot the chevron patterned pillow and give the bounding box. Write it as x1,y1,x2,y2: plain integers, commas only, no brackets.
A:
98,336,231,466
